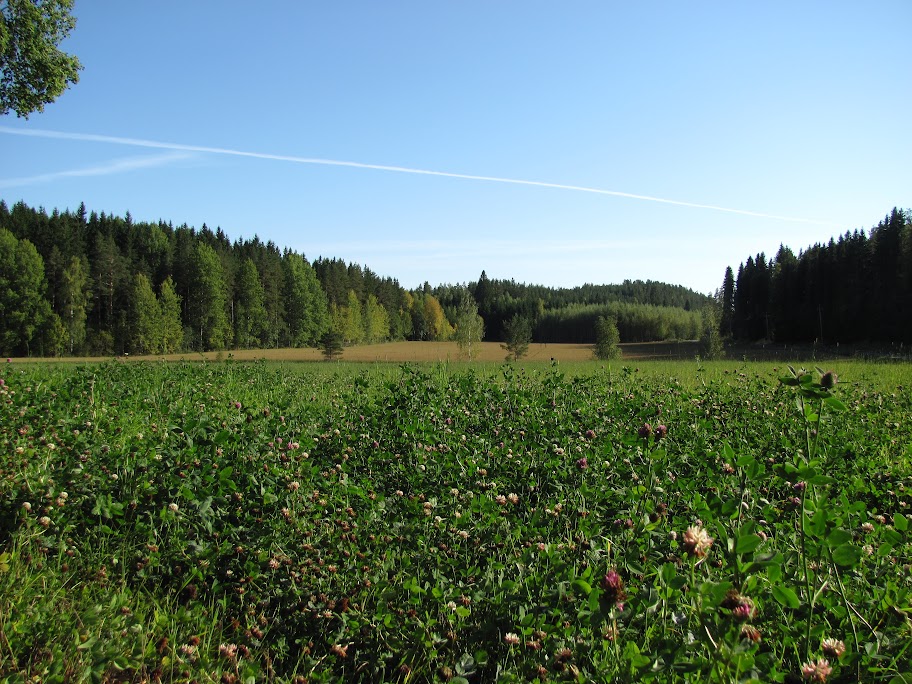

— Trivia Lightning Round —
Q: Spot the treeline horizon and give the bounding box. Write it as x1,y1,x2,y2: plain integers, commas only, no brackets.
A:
721,207,911,346
0,199,711,357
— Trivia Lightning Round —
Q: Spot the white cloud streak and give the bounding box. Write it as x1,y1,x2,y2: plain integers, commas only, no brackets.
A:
0,150,192,188
0,125,836,226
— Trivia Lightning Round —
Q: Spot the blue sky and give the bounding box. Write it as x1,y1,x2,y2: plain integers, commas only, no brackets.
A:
1,1,910,295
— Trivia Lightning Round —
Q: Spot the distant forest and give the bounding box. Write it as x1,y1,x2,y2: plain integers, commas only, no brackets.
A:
0,200,710,357
2,200,907,357
723,207,911,345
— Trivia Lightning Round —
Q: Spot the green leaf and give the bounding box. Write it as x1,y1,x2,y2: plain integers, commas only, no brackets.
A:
894,514,909,532
735,533,762,555
832,543,863,568
735,452,754,467
771,584,800,609
826,529,852,548
824,395,846,411
572,579,592,596
798,465,818,479
883,528,903,545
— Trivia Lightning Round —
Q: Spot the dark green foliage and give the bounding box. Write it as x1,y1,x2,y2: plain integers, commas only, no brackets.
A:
502,313,532,361
2,361,910,680
0,228,56,355
593,315,621,360
727,207,911,344
0,0,82,117
320,330,344,360
442,275,711,343
234,258,268,349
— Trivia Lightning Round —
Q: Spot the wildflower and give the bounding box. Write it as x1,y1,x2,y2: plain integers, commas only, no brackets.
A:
861,522,874,533
794,481,807,493
576,457,588,470
599,569,627,605
268,558,280,569
801,658,832,682
638,423,653,439
495,494,507,505
682,525,713,557
654,424,668,440
740,624,762,643
21,501,31,512
234,401,242,409
219,643,238,661
168,503,179,513
330,643,348,658
585,429,596,440
821,638,846,658
38,515,51,527
503,632,521,646
507,492,519,505
721,589,756,621
820,371,838,389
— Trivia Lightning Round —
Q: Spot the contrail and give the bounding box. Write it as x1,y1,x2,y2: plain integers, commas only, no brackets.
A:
0,125,835,226
0,151,191,188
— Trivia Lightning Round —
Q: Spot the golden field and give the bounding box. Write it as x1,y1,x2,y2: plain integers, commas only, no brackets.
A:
7,340,702,364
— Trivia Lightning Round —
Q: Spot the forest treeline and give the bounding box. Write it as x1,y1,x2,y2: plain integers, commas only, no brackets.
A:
0,200,712,356
721,207,912,345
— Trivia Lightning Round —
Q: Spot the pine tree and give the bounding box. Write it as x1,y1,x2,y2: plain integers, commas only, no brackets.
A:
502,313,532,361
720,266,734,338
320,330,344,361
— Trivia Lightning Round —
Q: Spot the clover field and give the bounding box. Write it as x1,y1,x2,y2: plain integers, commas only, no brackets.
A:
1,360,911,683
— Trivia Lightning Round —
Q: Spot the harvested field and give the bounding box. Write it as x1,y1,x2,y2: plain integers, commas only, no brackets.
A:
8,340,703,364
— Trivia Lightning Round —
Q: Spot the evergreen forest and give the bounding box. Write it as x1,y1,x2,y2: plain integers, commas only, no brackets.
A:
0,200,908,357
721,208,912,345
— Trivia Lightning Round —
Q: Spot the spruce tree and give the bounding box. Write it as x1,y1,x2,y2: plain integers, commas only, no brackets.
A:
502,313,532,361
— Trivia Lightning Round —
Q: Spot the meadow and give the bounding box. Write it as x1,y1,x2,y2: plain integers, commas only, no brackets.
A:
1,357,911,683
